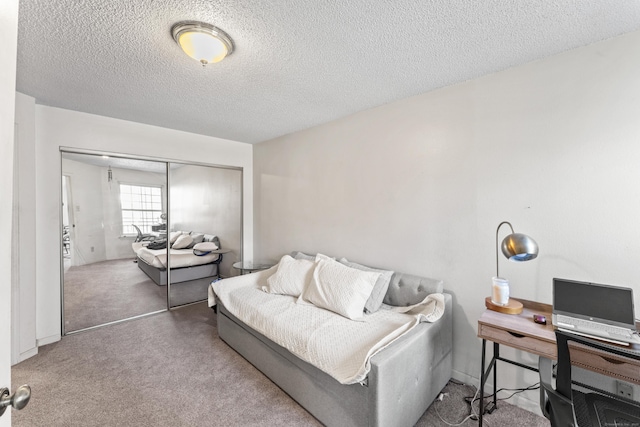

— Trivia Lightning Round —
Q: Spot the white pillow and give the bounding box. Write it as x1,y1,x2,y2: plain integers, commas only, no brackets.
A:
189,232,205,245
193,241,218,252
172,234,193,249
339,258,393,314
169,231,183,244
263,255,315,297
297,257,380,320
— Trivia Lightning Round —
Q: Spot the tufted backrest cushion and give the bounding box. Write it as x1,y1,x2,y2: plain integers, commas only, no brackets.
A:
383,272,443,307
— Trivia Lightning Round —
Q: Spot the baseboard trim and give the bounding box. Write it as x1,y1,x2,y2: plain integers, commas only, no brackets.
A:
37,334,61,347
510,393,543,417
451,369,492,393
17,347,38,364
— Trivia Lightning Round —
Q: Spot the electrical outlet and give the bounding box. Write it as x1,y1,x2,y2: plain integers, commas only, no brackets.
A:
616,381,633,399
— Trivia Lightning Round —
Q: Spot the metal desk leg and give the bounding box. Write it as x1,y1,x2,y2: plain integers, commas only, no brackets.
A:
479,339,540,426
479,339,501,427
480,339,487,426
493,342,499,411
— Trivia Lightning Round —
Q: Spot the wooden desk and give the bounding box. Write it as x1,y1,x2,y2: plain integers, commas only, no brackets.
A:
477,298,640,426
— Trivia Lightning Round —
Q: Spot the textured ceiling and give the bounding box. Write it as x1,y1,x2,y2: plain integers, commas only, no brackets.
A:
17,1,640,144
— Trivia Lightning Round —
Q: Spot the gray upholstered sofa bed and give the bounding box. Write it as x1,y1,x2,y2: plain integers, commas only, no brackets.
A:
214,271,453,427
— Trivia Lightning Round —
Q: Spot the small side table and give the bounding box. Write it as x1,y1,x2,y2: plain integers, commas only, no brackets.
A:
232,260,276,275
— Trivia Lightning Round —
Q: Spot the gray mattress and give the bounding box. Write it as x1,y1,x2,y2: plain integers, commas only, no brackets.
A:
137,257,219,286
216,283,453,427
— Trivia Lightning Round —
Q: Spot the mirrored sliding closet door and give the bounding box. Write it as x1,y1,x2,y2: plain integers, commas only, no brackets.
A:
62,151,244,333
61,152,168,333
167,163,242,308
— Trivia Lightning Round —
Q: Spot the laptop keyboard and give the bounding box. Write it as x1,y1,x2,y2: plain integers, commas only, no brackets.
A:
556,315,635,339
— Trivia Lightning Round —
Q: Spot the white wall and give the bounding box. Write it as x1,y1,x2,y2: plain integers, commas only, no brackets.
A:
253,29,640,414
28,106,253,346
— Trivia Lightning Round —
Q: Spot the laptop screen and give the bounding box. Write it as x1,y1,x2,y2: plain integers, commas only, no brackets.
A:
553,278,636,328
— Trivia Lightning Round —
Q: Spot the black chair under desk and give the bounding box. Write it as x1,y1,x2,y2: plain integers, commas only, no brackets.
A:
539,329,640,427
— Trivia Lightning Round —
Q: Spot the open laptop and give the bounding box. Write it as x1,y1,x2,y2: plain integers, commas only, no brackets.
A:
552,278,640,347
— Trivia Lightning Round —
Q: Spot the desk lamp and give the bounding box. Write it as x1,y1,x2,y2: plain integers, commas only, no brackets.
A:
487,221,539,314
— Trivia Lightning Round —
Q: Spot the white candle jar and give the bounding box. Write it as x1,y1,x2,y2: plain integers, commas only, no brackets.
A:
491,277,509,306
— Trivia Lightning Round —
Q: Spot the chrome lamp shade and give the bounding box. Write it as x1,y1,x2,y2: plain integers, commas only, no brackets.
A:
496,221,538,277
501,233,539,262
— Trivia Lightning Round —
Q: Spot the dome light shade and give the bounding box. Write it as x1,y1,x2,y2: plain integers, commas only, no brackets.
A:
496,222,538,277
501,232,538,262
172,21,234,66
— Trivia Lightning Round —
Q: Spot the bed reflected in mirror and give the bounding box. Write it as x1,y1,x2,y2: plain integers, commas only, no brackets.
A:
61,152,168,333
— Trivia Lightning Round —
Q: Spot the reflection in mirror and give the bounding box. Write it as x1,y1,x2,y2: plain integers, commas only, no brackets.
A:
61,152,168,333
168,163,242,307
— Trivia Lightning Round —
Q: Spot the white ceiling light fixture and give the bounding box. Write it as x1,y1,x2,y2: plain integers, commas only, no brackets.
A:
171,21,234,66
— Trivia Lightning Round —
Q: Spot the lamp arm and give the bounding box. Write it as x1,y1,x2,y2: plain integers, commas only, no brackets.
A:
495,221,515,277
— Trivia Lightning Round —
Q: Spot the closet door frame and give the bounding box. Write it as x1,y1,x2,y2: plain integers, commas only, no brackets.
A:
59,147,243,335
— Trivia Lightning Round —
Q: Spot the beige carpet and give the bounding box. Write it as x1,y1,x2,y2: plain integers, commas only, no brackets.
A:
63,258,167,332
13,303,549,426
